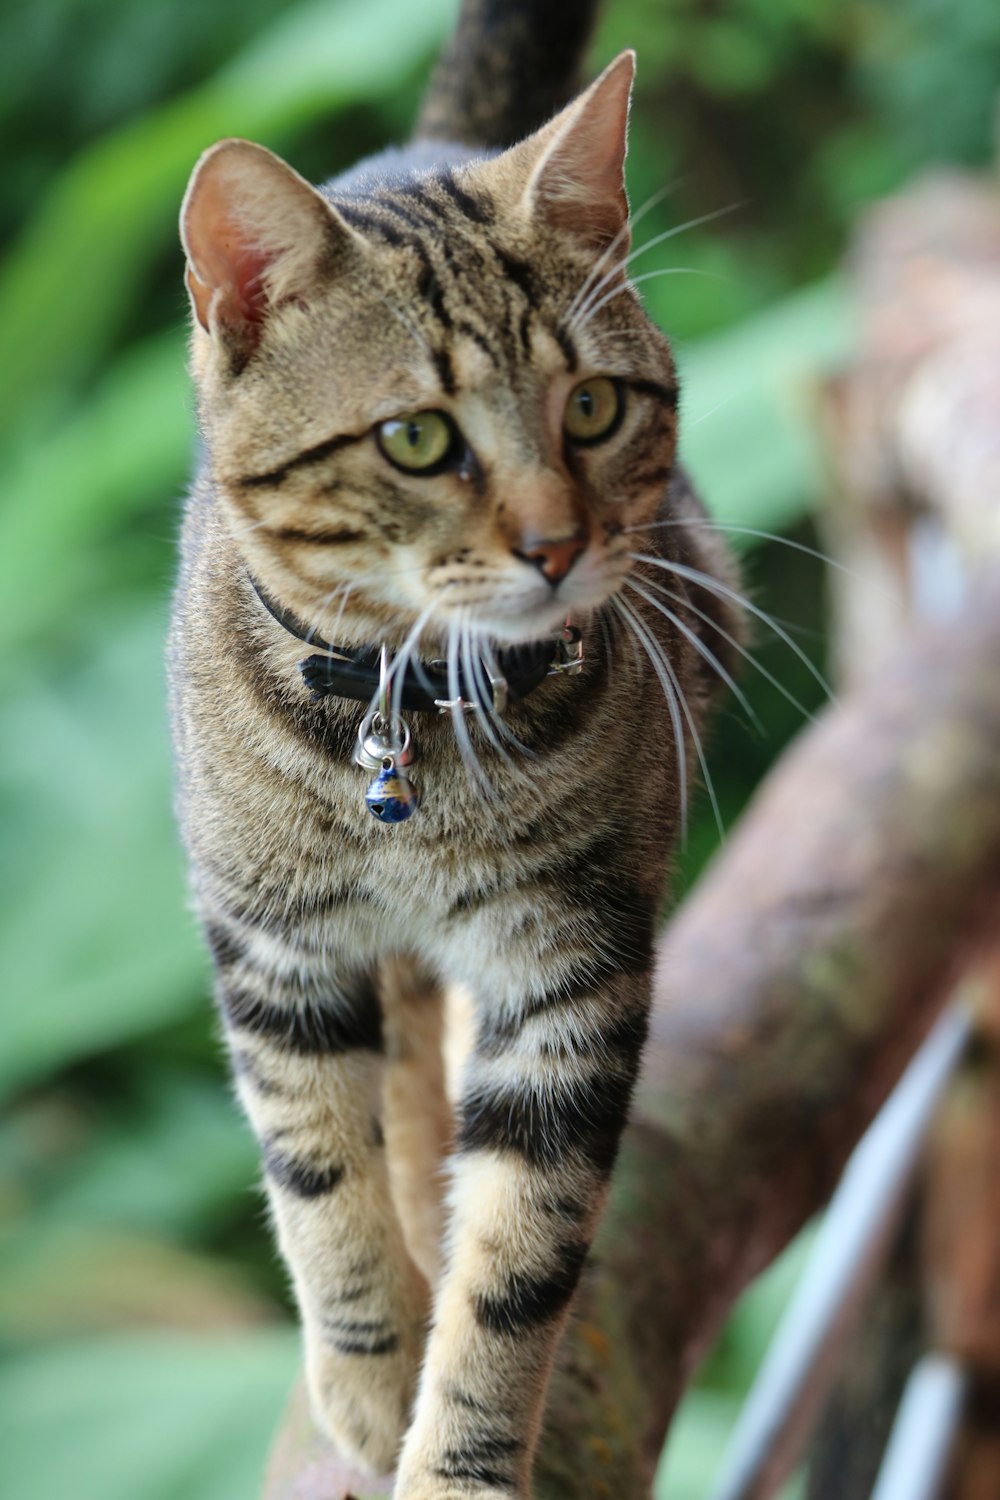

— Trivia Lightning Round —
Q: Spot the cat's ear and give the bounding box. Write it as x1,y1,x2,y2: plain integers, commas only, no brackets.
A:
514,51,634,251
180,139,356,360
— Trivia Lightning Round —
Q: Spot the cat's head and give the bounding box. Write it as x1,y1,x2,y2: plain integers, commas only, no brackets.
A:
181,52,677,648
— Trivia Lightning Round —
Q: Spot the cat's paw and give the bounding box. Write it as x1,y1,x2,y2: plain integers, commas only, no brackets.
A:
393,1432,527,1500
306,1332,422,1475
305,1268,429,1477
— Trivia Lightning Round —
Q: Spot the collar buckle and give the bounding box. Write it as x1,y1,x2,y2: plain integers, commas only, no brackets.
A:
548,623,585,676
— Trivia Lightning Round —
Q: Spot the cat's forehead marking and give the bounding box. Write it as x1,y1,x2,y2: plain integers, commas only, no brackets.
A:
336,178,579,368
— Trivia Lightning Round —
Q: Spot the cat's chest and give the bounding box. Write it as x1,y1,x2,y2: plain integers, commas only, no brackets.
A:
278,729,573,916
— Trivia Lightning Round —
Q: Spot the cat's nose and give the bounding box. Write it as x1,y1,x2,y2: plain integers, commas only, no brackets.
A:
513,532,587,584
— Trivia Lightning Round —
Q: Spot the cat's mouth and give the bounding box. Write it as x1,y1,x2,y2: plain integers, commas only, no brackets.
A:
464,600,577,646
444,561,627,645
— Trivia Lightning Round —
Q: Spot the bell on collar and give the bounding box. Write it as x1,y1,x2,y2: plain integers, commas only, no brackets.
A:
365,757,419,823
354,725,416,773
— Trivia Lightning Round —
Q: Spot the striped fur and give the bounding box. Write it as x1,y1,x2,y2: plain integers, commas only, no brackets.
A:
415,0,602,148
171,14,739,1497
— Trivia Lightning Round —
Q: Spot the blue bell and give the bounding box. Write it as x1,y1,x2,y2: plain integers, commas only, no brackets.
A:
365,759,419,823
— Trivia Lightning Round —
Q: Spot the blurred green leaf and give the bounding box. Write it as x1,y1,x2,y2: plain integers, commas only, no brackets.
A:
676,277,854,535
0,331,188,648
656,1389,743,1499
0,608,204,1097
0,0,455,444
0,1331,299,1500
0,1227,279,1343
1,1069,258,1243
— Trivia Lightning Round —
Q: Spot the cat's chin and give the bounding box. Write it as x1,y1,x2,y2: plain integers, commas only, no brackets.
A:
469,603,578,646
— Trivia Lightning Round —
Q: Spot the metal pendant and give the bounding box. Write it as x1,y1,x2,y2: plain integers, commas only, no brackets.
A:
354,715,419,823
353,647,419,823
364,757,419,823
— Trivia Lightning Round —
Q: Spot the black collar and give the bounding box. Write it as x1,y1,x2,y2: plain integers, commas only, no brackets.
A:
248,574,562,713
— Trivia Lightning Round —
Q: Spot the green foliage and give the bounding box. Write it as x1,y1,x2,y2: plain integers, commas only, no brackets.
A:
1,0,994,1494
0,1332,300,1500
0,0,453,444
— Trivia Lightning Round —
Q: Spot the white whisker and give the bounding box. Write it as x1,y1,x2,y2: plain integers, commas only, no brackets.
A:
624,576,761,732
632,567,819,725
461,626,515,772
574,264,727,332
447,613,495,809
618,595,724,845
325,583,355,644
569,202,740,331
628,550,834,705
597,607,616,672
612,595,690,844
561,180,680,330
477,639,539,761
623,516,855,579
389,596,439,727
688,395,737,428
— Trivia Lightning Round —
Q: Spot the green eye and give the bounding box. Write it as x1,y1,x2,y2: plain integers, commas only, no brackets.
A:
376,411,454,472
563,377,622,444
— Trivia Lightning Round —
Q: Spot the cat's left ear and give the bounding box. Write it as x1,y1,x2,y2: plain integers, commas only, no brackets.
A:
512,50,634,252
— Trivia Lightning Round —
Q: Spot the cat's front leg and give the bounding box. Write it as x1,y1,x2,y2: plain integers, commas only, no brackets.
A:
206,916,428,1476
393,950,652,1500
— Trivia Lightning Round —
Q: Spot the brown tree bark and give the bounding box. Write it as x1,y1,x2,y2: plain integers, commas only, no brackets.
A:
262,568,1000,1499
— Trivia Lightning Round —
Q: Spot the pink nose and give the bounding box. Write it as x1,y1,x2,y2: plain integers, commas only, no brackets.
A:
514,534,586,584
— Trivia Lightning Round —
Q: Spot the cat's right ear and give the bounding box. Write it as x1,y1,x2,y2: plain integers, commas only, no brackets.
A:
181,140,356,362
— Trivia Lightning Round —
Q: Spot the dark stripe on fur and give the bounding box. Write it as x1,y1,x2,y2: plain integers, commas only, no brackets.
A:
492,247,539,310
629,462,675,492
517,306,533,358
434,1462,510,1489
205,920,244,969
437,169,495,223
475,983,649,1056
324,1282,374,1307
335,200,410,247
454,318,501,366
225,627,361,765
417,259,453,332
221,980,382,1054
474,1241,588,1335
449,837,656,985
236,430,361,489
368,195,443,240
212,879,372,939
457,1057,641,1173
415,0,601,148
554,325,579,372
629,376,679,410
265,525,366,547
435,1430,520,1488
264,1143,344,1199
432,346,457,395
323,1316,397,1344
326,1330,400,1356
447,1386,492,1414
230,1048,289,1098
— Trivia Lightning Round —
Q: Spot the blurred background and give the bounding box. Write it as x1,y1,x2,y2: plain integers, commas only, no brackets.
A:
1,0,998,1496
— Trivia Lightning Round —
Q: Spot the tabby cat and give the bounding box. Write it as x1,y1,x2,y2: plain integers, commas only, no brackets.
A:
170,0,738,1492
